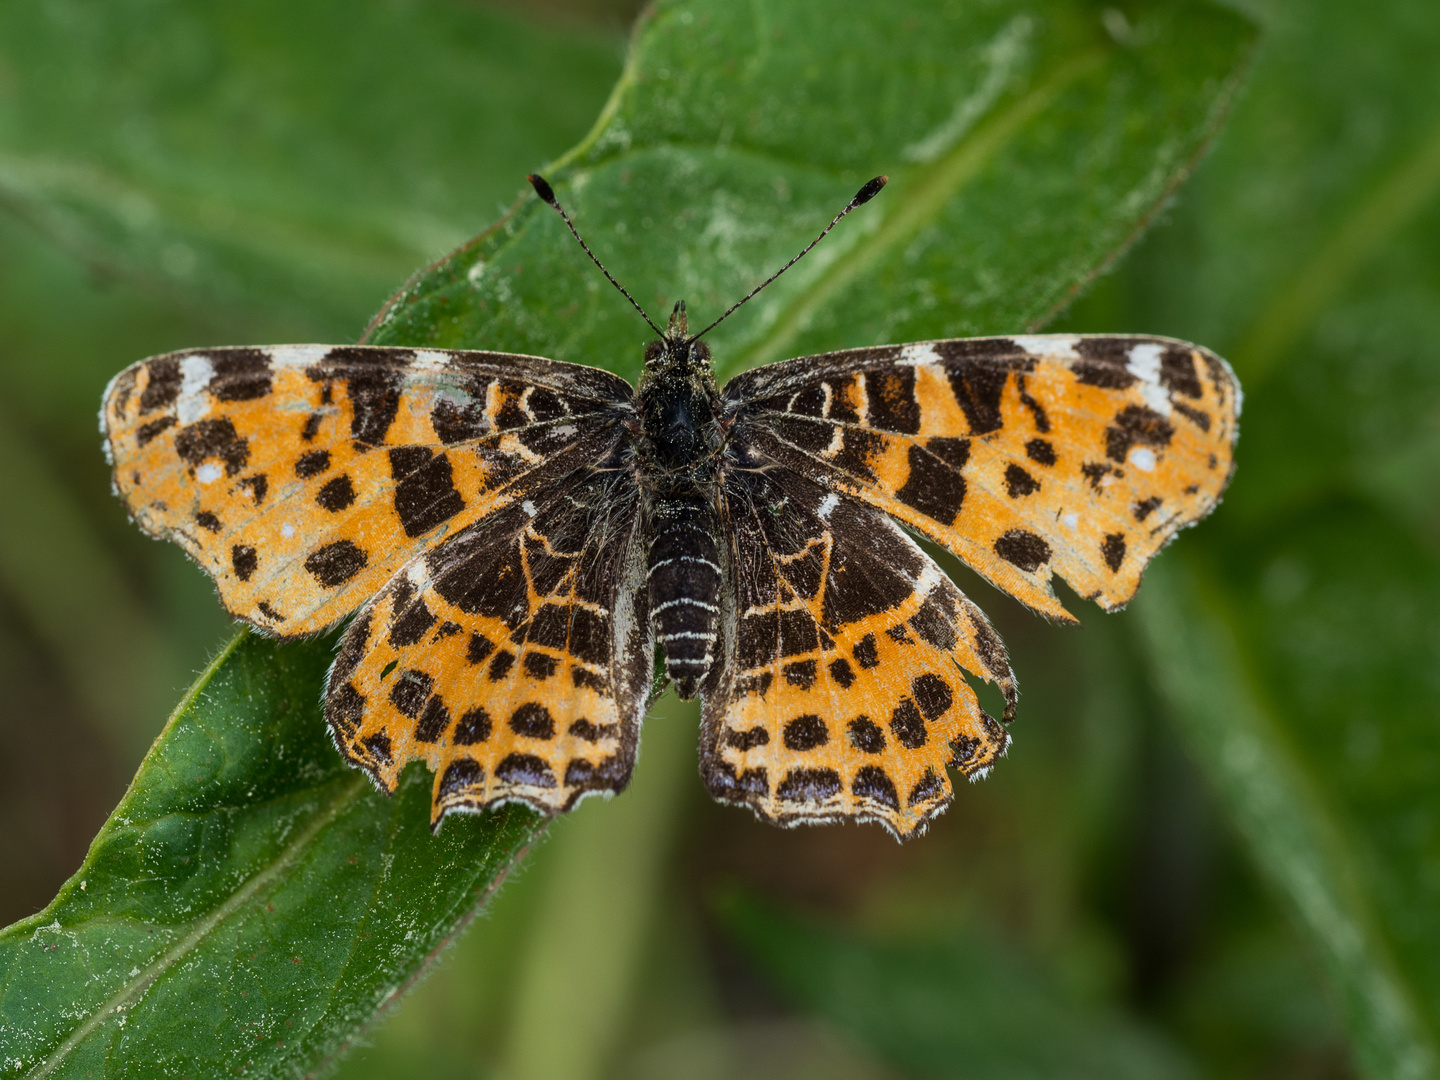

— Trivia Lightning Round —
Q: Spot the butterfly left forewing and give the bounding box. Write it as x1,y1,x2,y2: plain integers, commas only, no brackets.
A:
727,335,1239,622
701,449,1016,839
325,458,654,822
103,345,631,636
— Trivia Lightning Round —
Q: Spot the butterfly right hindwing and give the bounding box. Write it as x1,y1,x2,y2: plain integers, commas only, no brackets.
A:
699,440,1017,839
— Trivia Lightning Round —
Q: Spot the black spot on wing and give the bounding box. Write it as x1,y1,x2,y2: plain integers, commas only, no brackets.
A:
495,753,556,788
890,698,927,748
912,674,953,720
316,475,356,512
1173,402,1212,431
389,447,466,537
510,703,556,740
1102,533,1127,572
309,347,409,447
831,428,888,483
454,708,493,745
1105,405,1175,463
439,758,484,799
211,349,272,402
853,633,880,668
295,449,330,478
895,444,966,524
848,717,885,753
414,695,450,743
1072,339,1135,388
1025,438,1056,466
993,530,1050,573
231,545,258,581
777,768,841,803
305,540,368,587
783,714,828,751
1160,345,1203,397
137,416,176,446
388,591,437,647
1133,497,1161,522
389,669,433,718
1004,464,1039,498
239,474,268,506
852,765,899,809
863,368,920,434
141,357,182,413
175,418,249,476
432,396,489,443
725,727,770,751
939,346,1019,435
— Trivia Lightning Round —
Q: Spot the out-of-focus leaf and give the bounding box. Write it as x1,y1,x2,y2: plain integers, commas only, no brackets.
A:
370,0,1255,376
1135,552,1440,1080
1101,1,1440,1077
0,0,624,334
721,891,1198,1080
0,0,1255,1074
0,632,537,1078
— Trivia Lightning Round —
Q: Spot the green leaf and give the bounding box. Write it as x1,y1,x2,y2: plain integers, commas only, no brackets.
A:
369,0,1256,379
0,0,623,334
0,0,1255,1074
0,632,537,1078
1102,1,1440,1076
1135,552,1440,1079
720,891,1199,1080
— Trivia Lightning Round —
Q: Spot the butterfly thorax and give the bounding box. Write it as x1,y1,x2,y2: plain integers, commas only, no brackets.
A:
633,314,725,699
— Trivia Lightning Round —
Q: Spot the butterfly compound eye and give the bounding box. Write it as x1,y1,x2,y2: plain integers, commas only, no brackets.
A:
644,340,665,364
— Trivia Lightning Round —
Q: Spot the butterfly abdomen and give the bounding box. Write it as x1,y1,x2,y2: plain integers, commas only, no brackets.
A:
647,493,721,699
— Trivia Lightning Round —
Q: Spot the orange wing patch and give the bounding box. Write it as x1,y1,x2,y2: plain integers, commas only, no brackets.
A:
325,466,654,820
730,334,1239,622
701,456,1016,839
102,346,629,636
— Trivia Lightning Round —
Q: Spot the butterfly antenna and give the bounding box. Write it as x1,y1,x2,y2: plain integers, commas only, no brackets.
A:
528,174,664,338
689,175,888,342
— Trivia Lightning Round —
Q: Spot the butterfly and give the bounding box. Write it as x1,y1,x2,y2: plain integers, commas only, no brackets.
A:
101,175,1239,839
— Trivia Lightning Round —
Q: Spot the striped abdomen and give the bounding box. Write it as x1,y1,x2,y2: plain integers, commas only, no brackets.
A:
647,493,721,699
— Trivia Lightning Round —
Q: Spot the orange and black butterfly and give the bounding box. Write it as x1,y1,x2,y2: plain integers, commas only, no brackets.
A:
101,176,1239,839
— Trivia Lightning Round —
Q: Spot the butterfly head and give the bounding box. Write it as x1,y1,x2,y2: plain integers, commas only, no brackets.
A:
642,300,713,377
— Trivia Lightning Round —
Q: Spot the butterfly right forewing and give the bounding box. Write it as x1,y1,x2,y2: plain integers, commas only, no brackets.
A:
725,334,1239,622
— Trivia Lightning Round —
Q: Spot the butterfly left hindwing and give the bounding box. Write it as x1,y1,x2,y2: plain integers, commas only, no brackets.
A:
325,453,654,821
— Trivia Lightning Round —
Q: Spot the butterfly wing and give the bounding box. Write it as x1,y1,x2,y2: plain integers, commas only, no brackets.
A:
700,444,1017,839
102,345,631,636
724,335,1239,622
325,452,655,821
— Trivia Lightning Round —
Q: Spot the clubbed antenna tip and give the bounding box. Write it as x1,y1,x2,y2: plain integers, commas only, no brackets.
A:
527,173,558,206
526,172,663,337
851,175,888,209
688,172,889,342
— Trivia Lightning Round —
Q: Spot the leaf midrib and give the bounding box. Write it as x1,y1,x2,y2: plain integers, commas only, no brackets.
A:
24,757,368,1077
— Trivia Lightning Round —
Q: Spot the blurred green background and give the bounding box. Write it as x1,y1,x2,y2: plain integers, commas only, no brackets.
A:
2,1,1438,1078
